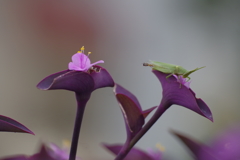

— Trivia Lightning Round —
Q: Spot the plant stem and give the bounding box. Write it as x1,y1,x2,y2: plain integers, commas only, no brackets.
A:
69,93,90,160
115,101,170,160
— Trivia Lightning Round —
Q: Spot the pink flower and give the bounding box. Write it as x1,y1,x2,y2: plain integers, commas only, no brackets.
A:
49,142,81,160
48,143,69,160
68,46,104,71
173,75,191,88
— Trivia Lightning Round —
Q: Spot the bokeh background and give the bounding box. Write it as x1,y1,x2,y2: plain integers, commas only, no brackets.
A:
0,1,240,160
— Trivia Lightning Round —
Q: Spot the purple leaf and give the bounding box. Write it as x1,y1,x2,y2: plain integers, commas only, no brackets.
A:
90,65,114,90
0,115,34,135
103,143,162,160
210,125,240,160
37,67,114,94
171,130,220,160
29,145,56,160
37,70,94,94
153,70,213,121
116,94,144,134
114,84,144,135
0,155,28,160
142,106,157,118
37,49,114,160
114,84,141,108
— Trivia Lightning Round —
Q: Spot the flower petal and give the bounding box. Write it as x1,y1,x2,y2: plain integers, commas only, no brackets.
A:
68,62,84,71
173,75,191,88
70,53,91,71
48,143,70,160
89,60,104,67
69,52,104,72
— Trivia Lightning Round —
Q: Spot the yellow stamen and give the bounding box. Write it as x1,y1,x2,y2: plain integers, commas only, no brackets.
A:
156,143,165,152
77,46,85,53
81,46,85,52
62,139,71,149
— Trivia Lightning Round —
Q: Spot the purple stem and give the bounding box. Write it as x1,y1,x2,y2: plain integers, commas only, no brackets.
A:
69,93,90,160
114,100,171,160
114,138,131,160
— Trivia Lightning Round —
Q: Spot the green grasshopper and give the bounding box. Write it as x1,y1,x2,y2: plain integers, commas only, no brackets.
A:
143,61,205,80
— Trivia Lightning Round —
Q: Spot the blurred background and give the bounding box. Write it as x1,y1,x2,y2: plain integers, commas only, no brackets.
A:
0,0,240,160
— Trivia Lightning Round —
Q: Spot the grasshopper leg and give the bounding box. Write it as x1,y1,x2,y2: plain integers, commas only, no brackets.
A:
166,74,173,79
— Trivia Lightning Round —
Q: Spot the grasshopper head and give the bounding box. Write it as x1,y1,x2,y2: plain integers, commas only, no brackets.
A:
143,63,153,67
183,66,205,78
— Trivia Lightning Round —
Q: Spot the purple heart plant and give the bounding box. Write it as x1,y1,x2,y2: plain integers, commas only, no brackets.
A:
0,143,79,160
0,46,213,160
104,66,212,160
0,102,34,158
103,143,162,160
36,47,114,160
172,125,240,160
0,115,33,135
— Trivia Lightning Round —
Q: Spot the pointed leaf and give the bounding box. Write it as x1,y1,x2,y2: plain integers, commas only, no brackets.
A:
90,65,115,90
103,143,159,160
0,155,28,160
153,70,213,121
210,126,240,160
116,94,144,134
29,145,56,160
142,106,157,118
0,115,34,135
114,84,141,109
114,84,144,134
171,130,219,160
37,70,95,94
